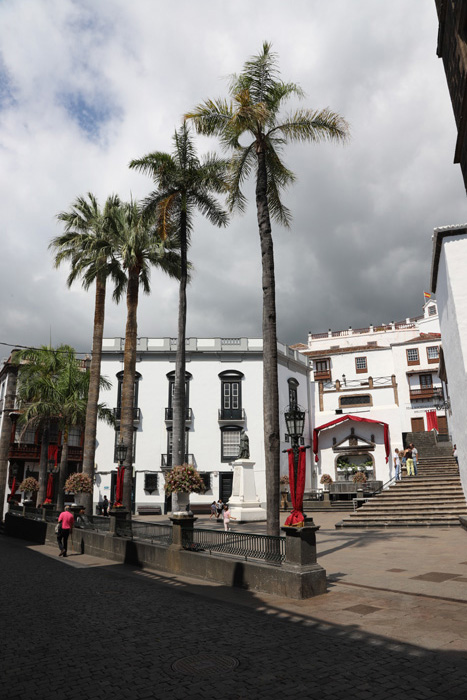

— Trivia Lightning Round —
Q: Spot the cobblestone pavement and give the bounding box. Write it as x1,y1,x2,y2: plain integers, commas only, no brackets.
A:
2,530,467,700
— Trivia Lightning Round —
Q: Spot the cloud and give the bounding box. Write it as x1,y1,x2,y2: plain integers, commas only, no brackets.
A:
0,0,465,358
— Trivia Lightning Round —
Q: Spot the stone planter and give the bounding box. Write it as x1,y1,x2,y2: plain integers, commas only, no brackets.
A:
172,491,192,516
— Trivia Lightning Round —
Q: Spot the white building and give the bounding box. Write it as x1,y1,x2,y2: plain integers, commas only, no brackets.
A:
296,303,444,488
430,224,467,498
94,337,312,512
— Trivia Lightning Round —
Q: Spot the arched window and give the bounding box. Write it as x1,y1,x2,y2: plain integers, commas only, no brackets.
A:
166,370,192,420
287,377,299,409
116,370,142,419
218,370,244,420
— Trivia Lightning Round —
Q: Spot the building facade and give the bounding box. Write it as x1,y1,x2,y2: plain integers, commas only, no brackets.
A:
297,303,444,488
431,223,467,497
94,337,311,512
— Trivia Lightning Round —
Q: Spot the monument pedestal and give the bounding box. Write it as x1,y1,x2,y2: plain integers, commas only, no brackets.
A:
228,459,267,522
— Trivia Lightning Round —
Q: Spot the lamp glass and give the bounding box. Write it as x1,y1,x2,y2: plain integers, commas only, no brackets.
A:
116,441,128,462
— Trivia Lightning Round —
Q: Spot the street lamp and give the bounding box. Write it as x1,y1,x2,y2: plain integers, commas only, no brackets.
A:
283,404,310,525
114,439,128,507
115,440,128,465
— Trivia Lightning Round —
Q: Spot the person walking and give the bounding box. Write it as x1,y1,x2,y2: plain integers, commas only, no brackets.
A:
394,449,402,481
410,443,419,476
102,495,109,516
209,501,217,520
216,499,224,520
405,446,415,477
57,505,74,557
223,504,236,532
453,444,458,467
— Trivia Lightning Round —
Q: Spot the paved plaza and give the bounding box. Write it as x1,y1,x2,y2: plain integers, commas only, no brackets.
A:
2,513,467,699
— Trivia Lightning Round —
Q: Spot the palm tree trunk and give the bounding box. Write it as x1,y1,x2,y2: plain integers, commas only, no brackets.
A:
56,428,69,512
0,365,18,519
172,208,188,512
37,425,50,506
81,276,106,515
121,268,139,514
256,144,280,537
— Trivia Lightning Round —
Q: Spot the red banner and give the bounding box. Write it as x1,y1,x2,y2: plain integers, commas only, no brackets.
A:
8,477,17,502
284,446,307,527
313,415,390,463
115,465,124,506
48,444,58,467
426,410,438,431
44,473,54,504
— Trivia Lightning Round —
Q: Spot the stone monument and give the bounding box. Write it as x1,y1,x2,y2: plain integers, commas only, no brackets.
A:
227,431,267,522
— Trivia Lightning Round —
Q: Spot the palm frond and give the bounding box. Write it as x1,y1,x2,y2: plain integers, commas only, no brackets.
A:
269,108,350,144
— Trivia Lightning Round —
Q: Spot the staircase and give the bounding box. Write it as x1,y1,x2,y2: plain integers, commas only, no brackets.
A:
405,430,453,457
336,455,467,528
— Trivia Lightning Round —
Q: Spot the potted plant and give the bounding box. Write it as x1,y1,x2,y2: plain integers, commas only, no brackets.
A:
164,463,205,515
19,477,39,505
320,474,333,490
352,471,367,485
64,473,93,513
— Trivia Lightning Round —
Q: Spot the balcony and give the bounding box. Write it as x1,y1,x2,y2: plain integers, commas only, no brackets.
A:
314,369,331,381
218,408,245,423
161,453,194,468
409,387,443,402
164,407,192,423
113,407,141,427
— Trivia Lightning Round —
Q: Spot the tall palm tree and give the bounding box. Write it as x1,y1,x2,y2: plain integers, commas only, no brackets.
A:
14,345,70,506
129,124,228,497
50,193,125,514
110,200,182,513
186,42,349,535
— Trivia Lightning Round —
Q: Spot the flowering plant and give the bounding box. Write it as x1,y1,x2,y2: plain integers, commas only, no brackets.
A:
164,464,205,494
64,473,93,494
280,475,290,485
352,471,367,484
320,474,333,485
19,477,39,493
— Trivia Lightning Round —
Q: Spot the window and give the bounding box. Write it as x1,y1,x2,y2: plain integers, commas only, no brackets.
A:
428,305,437,316
427,346,439,363
67,427,82,447
419,374,433,389
166,427,189,466
406,348,420,365
355,357,367,374
220,426,241,462
339,394,372,408
219,370,244,420
166,371,192,419
288,378,299,408
144,473,158,493
116,370,141,420
314,359,331,380
14,425,36,444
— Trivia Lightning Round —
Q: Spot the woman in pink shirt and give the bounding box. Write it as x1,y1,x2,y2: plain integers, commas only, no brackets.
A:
223,504,236,532
57,506,74,557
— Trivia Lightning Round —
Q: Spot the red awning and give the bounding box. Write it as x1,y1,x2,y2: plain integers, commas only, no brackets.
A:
313,415,390,464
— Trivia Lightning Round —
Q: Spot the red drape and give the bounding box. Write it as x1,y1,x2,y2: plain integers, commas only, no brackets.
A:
284,446,307,527
48,444,58,467
8,477,17,502
115,465,124,506
44,473,54,504
426,410,438,431
313,415,390,463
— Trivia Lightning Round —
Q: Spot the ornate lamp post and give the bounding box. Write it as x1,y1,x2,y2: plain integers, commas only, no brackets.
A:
114,439,128,507
283,404,310,526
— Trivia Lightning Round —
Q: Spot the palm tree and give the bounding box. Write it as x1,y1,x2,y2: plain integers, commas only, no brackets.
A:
110,200,182,513
186,42,349,535
14,345,70,506
129,124,228,497
50,193,125,514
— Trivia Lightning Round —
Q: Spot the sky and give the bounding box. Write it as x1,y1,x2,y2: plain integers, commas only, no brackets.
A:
0,0,466,358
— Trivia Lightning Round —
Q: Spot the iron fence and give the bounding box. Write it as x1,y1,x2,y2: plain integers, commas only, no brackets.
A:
182,528,285,565
131,521,172,546
23,507,43,521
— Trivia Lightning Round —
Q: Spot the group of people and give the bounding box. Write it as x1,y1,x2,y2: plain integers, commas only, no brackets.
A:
394,443,419,481
210,499,236,531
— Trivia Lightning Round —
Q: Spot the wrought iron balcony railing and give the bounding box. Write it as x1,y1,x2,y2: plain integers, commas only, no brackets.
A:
113,407,141,424
164,408,192,422
161,453,194,468
218,408,245,421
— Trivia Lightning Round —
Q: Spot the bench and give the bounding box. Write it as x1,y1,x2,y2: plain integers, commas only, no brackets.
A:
137,505,162,516
189,504,212,515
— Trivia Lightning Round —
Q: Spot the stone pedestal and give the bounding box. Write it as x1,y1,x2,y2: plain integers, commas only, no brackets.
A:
170,515,197,550
109,508,131,537
227,460,267,522
281,524,327,597
322,491,332,509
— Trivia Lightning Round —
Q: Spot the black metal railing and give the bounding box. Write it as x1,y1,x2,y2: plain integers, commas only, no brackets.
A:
113,407,141,422
218,408,245,421
161,454,194,468
164,408,192,421
182,528,285,565
23,507,43,521
131,522,173,546
8,505,23,517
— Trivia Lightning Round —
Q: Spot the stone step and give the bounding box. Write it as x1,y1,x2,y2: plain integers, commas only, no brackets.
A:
355,507,467,515
337,519,462,528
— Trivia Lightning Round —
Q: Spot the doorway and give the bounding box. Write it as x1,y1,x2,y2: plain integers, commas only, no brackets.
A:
220,472,233,502
437,415,448,434
411,417,425,432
